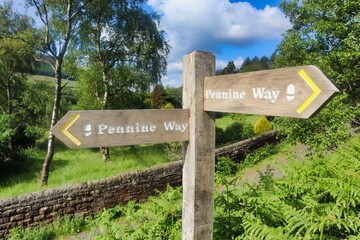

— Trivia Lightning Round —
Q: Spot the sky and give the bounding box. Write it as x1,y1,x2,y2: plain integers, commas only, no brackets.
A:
8,0,292,87
148,0,292,87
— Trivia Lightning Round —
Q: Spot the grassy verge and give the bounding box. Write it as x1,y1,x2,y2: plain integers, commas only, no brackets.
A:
12,134,360,239
0,144,170,199
28,75,77,88
215,114,258,130
1,114,258,199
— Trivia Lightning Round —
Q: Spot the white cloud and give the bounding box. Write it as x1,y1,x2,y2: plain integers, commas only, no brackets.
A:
148,0,291,86
216,56,244,71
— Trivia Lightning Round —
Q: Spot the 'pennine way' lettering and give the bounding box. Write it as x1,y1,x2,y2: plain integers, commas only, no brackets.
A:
94,121,188,135
252,87,280,103
97,123,157,134
163,121,188,132
205,89,246,100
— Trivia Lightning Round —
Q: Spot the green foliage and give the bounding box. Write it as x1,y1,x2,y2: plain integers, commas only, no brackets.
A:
217,61,237,75
151,84,167,109
0,114,13,161
216,120,254,147
215,126,226,146
92,186,182,239
276,0,360,93
9,215,87,240
161,102,174,109
274,0,360,135
239,56,274,73
224,122,244,143
254,116,272,135
6,135,360,239
164,86,182,109
273,95,353,153
164,142,182,161
214,177,245,239
0,145,170,199
216,156,238,176
217,134,360,239
240,143,278,169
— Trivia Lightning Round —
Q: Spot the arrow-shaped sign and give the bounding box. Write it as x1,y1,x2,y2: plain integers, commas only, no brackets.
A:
297,69,321,114
60,113,81,146
203,65,339,118
52,109,189,149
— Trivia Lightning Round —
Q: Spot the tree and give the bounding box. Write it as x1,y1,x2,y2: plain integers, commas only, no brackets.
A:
24,0,91,185
164,86,182,109
150,84,166,109
217,61,237,75
276,0,360,96
239,56,271,73
273,0,360,151
75,0,169,160
0,2,35,160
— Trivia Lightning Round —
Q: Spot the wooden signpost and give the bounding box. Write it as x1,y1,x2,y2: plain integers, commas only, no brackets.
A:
52,51,339,240
51,109,189,148
204,65,339,118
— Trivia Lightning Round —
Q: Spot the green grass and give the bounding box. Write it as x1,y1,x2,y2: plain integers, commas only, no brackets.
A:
0,144,170,199
28,74,77,88
0,114,259,199
216,114,258,129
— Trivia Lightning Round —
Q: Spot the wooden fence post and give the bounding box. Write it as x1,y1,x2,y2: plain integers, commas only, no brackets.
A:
182,51,216,239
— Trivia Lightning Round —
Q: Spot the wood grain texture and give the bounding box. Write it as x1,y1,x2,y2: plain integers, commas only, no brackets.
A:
182,51,216,240
204,65,339,118
52,109,189,149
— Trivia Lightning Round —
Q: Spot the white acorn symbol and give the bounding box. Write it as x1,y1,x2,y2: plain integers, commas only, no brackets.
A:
286,84,295,102
84,124,92,137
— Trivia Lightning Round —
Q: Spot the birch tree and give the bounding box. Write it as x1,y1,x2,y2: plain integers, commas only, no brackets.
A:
76,0,169,160
26,0,90,185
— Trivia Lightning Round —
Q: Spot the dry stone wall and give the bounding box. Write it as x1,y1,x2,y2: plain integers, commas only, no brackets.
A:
0,131,277,238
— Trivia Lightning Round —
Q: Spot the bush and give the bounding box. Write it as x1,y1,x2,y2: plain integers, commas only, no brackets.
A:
253,116,271,135
215,126,226,146
161,102,174,109
222,122,244,144
216,122,255,147
216,156,238,176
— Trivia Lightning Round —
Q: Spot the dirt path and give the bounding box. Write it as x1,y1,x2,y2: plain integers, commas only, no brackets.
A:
237,143,307,186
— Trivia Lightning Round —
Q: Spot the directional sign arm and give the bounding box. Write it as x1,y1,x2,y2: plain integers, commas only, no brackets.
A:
203,65,339,118
297,69,322,114
60,113,81,146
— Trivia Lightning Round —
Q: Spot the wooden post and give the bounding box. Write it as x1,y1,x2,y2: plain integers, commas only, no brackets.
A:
182,51,216,239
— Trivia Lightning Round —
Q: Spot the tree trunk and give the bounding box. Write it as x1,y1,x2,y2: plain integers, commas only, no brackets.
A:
6,76,14,160
40,62,62,186
101,146,110,162
100,72,110,161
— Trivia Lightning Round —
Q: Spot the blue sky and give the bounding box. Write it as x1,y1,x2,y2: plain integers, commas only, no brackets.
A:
9,0,291,87
148,0,291,86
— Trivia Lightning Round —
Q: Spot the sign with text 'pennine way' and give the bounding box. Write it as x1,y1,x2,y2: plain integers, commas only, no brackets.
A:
52,51,339,240
52,109,189,149
204,65,339,118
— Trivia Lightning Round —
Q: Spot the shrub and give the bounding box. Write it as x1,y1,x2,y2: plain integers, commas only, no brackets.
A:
253,116,271,135
223,122,243,144
215,126,226,146
161,102,174,109
216,156,238,176
93,186,182,239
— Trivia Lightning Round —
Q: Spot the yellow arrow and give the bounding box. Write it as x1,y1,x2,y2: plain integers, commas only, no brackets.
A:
297,69,322,114
60,113,81,146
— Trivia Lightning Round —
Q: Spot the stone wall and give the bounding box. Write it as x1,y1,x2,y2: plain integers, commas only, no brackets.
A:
0,131,277,238
215,130,278,163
